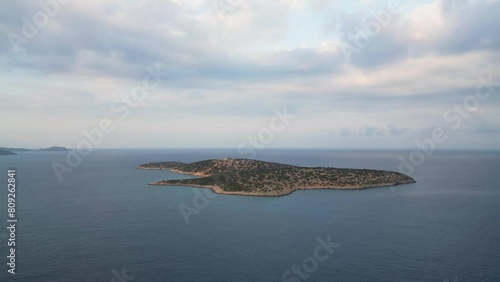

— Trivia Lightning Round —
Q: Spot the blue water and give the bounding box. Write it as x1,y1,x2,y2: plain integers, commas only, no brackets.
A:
0,149,499,281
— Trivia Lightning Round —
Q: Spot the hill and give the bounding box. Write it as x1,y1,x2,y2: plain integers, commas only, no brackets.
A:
0,147,30,152
38,146,71,152
0,146,71,152
0,149,16,156
137,158,416,197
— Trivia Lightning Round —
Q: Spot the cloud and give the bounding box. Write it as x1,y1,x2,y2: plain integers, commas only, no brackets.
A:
386,124,411,136
0,0,499,148
359,126,384,136
340,127,353,137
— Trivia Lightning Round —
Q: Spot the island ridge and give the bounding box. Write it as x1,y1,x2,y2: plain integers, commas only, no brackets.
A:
137,158,416,197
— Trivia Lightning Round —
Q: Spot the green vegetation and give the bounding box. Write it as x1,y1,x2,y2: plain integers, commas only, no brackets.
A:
138,158,416,196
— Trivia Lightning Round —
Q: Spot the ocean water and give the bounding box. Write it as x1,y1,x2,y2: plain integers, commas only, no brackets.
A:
0,149,499,282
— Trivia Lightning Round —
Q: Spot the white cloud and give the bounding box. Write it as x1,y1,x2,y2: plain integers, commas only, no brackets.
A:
0,0,499,149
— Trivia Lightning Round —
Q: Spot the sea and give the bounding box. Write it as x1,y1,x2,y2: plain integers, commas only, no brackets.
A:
0,149,499,282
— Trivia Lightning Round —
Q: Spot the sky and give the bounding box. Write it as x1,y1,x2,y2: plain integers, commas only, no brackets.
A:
1,0,499,150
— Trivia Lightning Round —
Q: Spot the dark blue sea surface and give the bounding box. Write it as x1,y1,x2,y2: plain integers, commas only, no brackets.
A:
0,149,499,281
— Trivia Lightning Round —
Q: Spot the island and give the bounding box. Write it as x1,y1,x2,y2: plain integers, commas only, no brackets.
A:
0,149,16,156
0,146,71,153
137,158,416,197
0,147,30,152
38,146,71,152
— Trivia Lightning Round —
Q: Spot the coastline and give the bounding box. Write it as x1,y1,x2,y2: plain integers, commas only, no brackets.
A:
138,166,414,197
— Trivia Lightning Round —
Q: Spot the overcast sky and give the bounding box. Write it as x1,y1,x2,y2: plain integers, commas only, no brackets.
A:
1,0,499,149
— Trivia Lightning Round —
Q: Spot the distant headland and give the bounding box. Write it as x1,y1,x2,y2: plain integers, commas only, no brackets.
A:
37,146,72,152
0,149,17,155
0,146,71,156
137,158,416,197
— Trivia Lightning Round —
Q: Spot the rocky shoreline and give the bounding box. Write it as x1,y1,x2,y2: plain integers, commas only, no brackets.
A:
137,158,416,197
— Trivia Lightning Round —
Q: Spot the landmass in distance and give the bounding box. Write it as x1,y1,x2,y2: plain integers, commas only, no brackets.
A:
137,158,416,197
